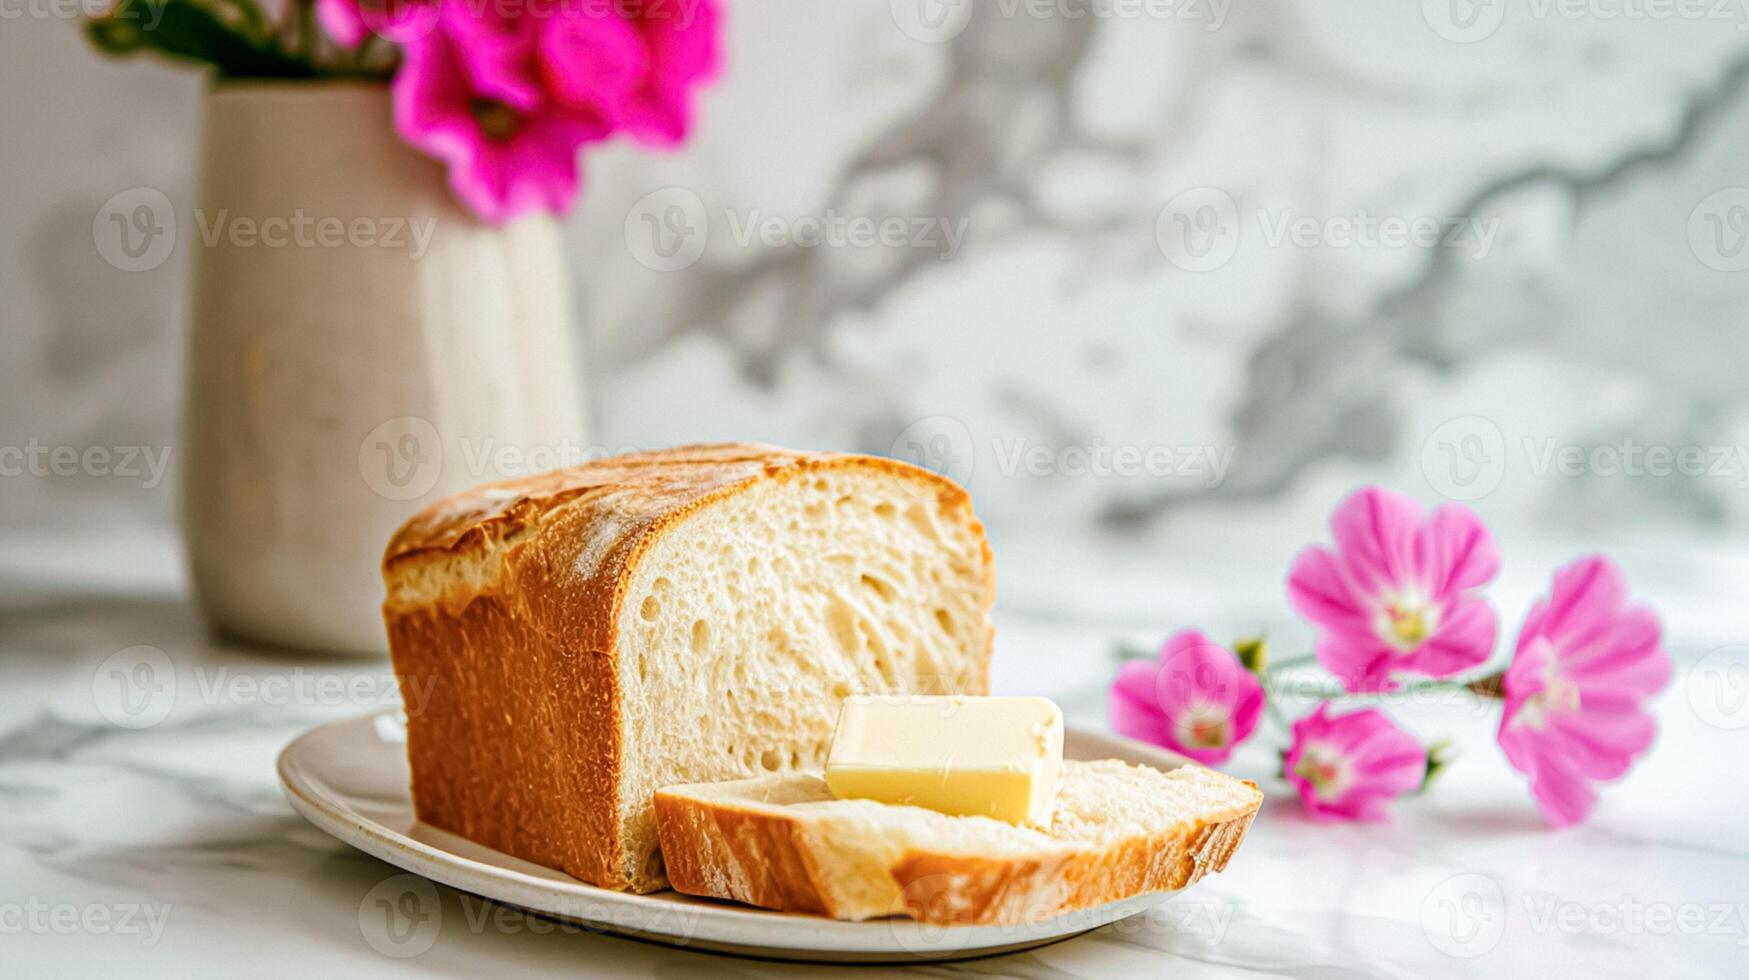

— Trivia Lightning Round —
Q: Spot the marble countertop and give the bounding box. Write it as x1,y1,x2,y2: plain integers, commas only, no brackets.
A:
3,524,1745,979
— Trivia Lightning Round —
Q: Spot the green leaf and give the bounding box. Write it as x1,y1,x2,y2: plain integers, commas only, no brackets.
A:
208,0,272,42
85,0,315,78
1112,641,1155,663
85,10,149,54
1419,740,1458,793
1234,635,1269,675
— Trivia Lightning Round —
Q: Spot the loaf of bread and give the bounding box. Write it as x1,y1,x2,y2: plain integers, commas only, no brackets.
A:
654,760,1262,923
382,444,995,893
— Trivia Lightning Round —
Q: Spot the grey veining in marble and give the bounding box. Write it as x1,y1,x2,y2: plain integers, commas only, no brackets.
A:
8,5,1749,546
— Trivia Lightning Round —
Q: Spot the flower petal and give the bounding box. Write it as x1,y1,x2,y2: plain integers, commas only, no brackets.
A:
622,0,723,146
1497,555,1666,828
1314,634,1396,693
317,0,367,47
1411,596,1497,678
1539,555,1628,650
1547,705,1656,779
1109,659,1170,746
541,6,652,119
1527,751,1597,828
1417,503,1500,598
1566,606,1671,696
1329,487,1424,600
1285,704,1425,822
1287,546,1371,637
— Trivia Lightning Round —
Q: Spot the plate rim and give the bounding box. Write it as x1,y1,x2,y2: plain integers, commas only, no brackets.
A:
278,711,1200,963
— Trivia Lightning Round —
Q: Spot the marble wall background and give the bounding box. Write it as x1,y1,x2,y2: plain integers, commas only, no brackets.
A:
5,2,1749,627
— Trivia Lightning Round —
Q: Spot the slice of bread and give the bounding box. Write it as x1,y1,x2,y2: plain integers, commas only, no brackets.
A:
383,444,994,893
653,759,1263,923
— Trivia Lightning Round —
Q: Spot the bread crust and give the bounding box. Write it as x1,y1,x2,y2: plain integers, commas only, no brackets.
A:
653,771,1262,924
383,443,995,892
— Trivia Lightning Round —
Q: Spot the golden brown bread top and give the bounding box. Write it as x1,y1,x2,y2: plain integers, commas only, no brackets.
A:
381,442,989,652
384,443,802,567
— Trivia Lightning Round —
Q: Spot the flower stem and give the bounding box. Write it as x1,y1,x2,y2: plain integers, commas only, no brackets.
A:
1263,694,1295,733
354,34,379,73
1268,653,1319,672
1466,672,1506,699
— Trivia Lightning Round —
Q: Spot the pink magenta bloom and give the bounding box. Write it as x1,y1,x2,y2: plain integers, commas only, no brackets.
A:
1497,556,1671,827
539,0,723,145
317,0,442,47
1287,487,1501,692
392,8,610,224
1109,630,1265,766
1284,703,1426,821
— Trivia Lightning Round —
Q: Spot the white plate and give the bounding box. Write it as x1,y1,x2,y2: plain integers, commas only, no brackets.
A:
278,711,1202,964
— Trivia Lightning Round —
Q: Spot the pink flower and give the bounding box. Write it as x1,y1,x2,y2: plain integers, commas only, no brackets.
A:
317,0,442,47
1497,556,1671,827
1109,630,1265,766
1284,703,1426,821
539,0,723,146
1288,487,1501,693
392,6,610,224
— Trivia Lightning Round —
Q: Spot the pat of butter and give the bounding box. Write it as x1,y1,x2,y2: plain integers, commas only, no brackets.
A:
824,695,1065,827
